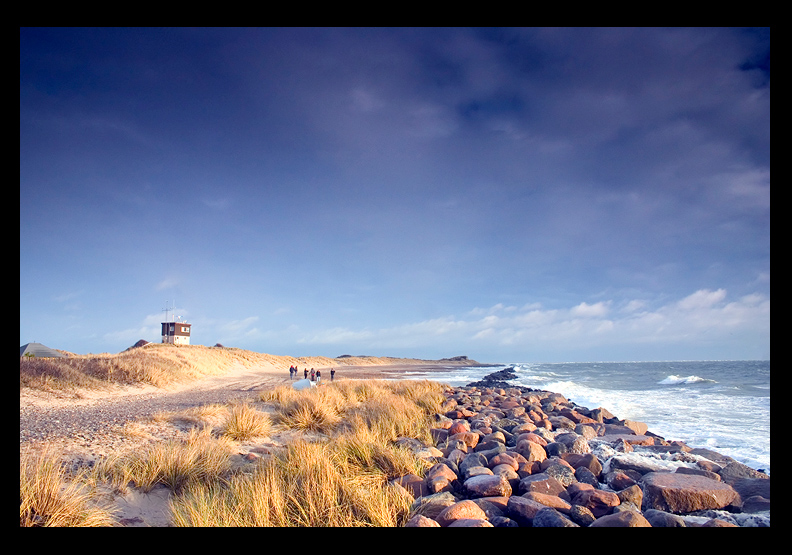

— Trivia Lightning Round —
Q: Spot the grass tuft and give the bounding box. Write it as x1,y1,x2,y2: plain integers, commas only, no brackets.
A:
20,446,115,527
100,427,235,493
221,403,272,441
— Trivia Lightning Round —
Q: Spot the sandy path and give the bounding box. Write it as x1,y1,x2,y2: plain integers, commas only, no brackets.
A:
19,361,470,458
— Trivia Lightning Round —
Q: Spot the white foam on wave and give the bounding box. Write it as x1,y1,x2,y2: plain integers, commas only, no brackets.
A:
658,374,716,385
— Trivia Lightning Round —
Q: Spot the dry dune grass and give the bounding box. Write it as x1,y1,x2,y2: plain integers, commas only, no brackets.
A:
20,344,254,391
169,379,444,527
95,427,237,495
20,446,116,527
20,343,442,392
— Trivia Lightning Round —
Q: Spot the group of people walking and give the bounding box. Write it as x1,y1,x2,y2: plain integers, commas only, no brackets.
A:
289,365,335,383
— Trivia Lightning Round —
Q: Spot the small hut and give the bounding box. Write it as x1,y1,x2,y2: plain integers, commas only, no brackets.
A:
20,342,66,358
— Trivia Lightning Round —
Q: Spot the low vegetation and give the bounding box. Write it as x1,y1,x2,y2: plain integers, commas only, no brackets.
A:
20,446,115,527
22,376,449,527
169,380,445,527
19,344,254,391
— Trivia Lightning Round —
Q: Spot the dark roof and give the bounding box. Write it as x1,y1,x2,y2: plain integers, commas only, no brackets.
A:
20,342,66,358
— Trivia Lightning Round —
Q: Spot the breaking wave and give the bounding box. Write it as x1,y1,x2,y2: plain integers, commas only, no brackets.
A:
658,374,717,385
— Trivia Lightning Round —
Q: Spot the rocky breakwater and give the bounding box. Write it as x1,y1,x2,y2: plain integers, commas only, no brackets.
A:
390,370,770,527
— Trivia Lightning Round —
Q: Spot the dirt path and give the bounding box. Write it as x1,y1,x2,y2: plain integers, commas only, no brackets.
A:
19,362,464,461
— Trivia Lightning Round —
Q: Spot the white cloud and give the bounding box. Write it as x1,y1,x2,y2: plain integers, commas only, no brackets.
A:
676,288,727,310
156,278,179,291
621,299,647,313
570,301,610,318
292,288,768,360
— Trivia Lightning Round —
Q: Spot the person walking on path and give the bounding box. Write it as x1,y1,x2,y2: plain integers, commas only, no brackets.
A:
289,366,294,380
310,368,316,382
304,368,308,379
316,369,322,384
330,368,335,382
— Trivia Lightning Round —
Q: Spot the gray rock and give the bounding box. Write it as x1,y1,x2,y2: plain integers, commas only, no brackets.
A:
643,508,687,527
532,507,579,527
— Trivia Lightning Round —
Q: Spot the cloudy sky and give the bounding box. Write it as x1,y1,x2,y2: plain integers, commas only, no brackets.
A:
20,28,769,362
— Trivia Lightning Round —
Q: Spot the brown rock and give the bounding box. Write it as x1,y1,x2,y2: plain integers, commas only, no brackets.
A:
450,431,480,449
607,471,637,490
464,473,512,498
566,482,595,498
492,464,520,490
404,514,441,527
523,491,572,513
589,510,652,527
463,466,494,480
393,473,429,499
518,473,568,498
532,507,580,527
640,471,740,513
616,484,643,509
718,461,770,486
435,500,488,527
446,448,466,468
515,439,547,463
599,434,655,446
623,419,648,435
589,407,615,423
696,459,723,473
489,452,519,471
447,518,494,527
569,504,596,526
512,421,538,434
675,466,720,481
506,496,547,526
572,489,621,517
474,495,510,517
563,453,603,477
430,428,449,445
560,408,596,424
425,463,458,494
409,491,457,519
741,495,770,513
702,518,739,527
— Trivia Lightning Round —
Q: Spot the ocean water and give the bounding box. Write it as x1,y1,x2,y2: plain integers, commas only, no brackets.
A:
402,360,770,474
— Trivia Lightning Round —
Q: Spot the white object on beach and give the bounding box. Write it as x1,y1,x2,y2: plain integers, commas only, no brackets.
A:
292,378,315,391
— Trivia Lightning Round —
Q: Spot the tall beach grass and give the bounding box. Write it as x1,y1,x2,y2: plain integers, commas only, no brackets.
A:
170,379,445,526
20,446,116,527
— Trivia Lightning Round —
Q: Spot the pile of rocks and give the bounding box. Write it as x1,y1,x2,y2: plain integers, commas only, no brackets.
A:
391,375,770,527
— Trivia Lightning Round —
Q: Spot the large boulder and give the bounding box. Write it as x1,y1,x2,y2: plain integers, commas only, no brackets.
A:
409,491,457,520
642,509,687,527
515,439,547,463
464,474,512,498
404,514,441,527
424,462,458,494
640,471,740,513
571,488,621,518
506,496,547,527
435,500,488,527
518,473,568,498
589,510,651,527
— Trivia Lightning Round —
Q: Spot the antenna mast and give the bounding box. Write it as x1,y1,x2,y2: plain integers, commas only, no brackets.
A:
163,300,172,323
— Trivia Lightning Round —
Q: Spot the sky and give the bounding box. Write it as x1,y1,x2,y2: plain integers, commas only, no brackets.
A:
20,27,770,362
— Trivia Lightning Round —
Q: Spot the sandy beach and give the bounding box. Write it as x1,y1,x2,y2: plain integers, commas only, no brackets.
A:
20,351,487,464
21,352,489,527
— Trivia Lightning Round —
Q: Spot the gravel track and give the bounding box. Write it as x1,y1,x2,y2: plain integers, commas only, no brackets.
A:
20,375,290,447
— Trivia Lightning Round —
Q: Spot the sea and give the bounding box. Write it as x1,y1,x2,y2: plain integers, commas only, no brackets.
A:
400,360,770,475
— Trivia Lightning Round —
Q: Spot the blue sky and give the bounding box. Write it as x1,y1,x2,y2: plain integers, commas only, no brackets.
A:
20,28,770,362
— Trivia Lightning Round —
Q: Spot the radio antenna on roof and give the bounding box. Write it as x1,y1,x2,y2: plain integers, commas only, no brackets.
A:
163,300,173,323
